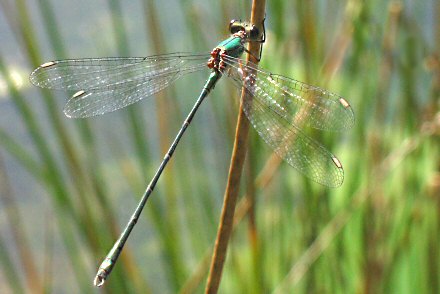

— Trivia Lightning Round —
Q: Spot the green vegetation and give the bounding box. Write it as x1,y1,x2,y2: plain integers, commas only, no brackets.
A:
0,0,438,293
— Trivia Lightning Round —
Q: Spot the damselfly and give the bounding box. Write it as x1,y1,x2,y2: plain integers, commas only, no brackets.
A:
30,20,354,286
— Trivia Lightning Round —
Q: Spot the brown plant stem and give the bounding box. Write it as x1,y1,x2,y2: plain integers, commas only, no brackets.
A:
204,1,266,293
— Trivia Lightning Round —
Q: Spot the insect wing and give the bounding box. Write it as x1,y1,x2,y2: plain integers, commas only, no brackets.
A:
30,53,210,117
223,57,348,187
223,56,354,132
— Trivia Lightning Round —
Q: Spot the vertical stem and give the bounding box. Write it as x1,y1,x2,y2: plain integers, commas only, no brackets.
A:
204,1,266,293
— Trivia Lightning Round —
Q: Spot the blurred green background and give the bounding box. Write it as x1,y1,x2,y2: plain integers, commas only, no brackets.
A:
0,0,439,293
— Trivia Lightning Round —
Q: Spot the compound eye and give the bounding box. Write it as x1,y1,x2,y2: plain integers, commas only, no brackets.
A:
249,25,260,40
229,19,245,34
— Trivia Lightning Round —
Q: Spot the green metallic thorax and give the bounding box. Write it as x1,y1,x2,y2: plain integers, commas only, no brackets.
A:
207,33,247,73
216,35,245,58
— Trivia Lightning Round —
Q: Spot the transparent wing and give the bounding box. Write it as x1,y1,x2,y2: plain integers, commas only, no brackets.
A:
223,56,352,187
30,53,210,117
222,55,354,132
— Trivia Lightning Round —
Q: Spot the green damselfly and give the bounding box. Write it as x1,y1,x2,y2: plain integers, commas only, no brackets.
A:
30,20,354,286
